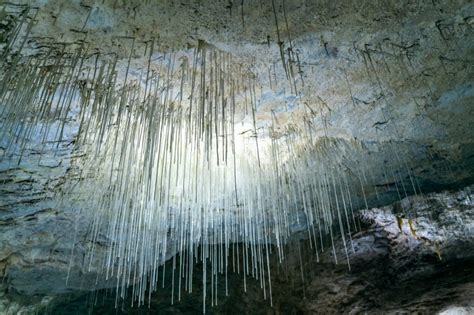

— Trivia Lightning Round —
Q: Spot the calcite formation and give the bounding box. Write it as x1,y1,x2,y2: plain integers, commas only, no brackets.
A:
0,0,473,313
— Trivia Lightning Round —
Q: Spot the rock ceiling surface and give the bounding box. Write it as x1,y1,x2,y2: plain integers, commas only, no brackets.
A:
0,0,473,313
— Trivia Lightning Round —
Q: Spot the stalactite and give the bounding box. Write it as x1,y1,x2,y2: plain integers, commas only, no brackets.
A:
0,3,421,313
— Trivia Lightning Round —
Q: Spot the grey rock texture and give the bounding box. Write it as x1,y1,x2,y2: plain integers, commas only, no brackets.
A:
1,0,471,204
0,0,473,313
297,185,474,314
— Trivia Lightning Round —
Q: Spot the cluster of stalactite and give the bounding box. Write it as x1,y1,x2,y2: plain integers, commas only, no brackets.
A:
0,3,428,313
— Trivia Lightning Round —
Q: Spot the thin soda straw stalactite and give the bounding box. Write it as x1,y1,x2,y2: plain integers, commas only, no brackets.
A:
0,4,423,313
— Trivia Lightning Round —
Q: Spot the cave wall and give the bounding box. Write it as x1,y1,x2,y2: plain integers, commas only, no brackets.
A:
0,0,473,313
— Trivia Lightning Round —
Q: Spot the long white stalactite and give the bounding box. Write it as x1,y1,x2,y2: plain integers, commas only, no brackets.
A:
0,3,423,312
